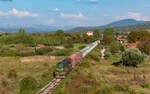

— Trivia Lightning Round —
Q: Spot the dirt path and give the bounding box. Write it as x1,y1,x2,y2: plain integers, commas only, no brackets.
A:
101,48,106,59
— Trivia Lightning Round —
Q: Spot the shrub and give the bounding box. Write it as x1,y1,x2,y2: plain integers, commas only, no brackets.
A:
104,51,112,59
87,49,101,62
1,79,8,87
19,76,37,93
141,83,150,88
64,43,73,48
79,61,90,68
8,69,17,78
121,48,146,67
109,41,120,54
78,45,86,50
36,47,53,55
50,49,72,56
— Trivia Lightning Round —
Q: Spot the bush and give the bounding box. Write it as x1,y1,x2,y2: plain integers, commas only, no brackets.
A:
8,69,17,78
109,41,120,54
78,45,86,50
64,43,73,48
104,51,112,59
36,47,53,55
121,48,146,66
19,76,37,93
141,83,150,88
1,79,8,87
50,49,72,56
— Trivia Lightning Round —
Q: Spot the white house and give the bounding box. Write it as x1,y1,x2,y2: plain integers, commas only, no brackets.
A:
86,31,93,36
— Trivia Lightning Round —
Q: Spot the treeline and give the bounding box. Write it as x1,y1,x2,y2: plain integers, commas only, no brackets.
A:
0,28,101,57
0,29,101,46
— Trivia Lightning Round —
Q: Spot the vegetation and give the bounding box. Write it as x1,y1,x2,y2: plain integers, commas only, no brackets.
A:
52,46,150,94
137,37,150,55
121,48,146,66
19,76,37,94
127,30,150,43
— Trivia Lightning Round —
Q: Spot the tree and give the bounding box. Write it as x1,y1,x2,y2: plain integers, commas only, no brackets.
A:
104,28,114,36
109,41,120,54
137,37,150,55
93,28,100,40
127,30,150,43
56,30,65,44
121,48,146,67
103,28,115,45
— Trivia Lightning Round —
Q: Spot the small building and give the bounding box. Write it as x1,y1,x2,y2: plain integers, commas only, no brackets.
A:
86,31,93,36
123,42,140,48
117,35,126,43
36,44,45,49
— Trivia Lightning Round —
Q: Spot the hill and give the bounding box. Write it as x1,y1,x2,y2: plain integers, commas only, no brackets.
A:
68,19,150,33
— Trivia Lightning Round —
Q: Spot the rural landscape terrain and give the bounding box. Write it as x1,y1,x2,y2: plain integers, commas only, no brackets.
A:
0,0,150,94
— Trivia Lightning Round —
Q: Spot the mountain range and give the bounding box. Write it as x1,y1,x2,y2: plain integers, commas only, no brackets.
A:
68,19,150,33
0,19,150,33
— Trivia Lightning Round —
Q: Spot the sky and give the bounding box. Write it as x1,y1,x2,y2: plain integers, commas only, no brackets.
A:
0,0,150,26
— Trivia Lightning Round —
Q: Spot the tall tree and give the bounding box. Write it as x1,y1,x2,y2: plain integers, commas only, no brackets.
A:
93,28,100,40
103,28,115,45
56,30,65,44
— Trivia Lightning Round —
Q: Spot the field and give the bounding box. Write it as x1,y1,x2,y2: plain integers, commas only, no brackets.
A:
0,43,87,94
52,53,150,94
0,56,66,94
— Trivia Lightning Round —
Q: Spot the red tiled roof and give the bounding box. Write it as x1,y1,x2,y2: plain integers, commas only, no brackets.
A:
123,42,140,48
36,44,45,49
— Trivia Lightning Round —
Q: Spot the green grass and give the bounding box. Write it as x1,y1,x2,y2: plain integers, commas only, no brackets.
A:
0,56,65,94
51,52,150,94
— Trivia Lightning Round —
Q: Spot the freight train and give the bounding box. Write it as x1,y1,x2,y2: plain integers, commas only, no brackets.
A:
54,40,100,79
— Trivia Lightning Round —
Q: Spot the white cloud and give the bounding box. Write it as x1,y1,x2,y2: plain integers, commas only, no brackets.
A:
0,8,38,17
88,0,98,2
9,8,38,17
0,11,8,16
60,13,85,19
54,8,60,11
115,12,150,21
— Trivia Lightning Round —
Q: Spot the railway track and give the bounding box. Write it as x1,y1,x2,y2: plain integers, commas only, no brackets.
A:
37,78,62,94
37,40,100,94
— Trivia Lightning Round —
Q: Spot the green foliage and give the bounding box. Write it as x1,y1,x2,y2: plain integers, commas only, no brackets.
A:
94,84,113,94
19,76,37,93
103,28,115,45
56,30,65,44
64,43,73,48
36,47,53,55
88,51,100,62
104,50,112,59
121,48,146,66
50,49,73,56
78,45,86,50
137,37,150,55
8,69,17,78
109,41,120,54
141,83,150,89
1,79,8,87
79,61,90,68
127,30,150,43
120,44,125,52
104,28,115,36
114,85,137,94
93,28,100,40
